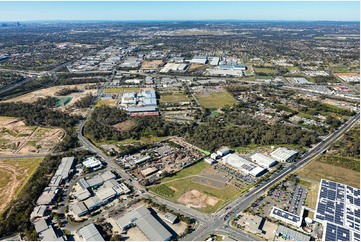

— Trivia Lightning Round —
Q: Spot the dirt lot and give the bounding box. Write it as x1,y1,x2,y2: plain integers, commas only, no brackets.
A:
2,83,98,107
297,160,360,188
113,120,136,132
0,158,43,213
178,189,220,209
0,116,64,155
141,60,163,69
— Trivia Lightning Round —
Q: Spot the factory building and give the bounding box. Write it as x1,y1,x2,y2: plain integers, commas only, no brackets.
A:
204,157,217,164
250,153,278,168
270,147,298,162
190,56,208,65
77,223,104,241
84,196,102,211
70,202,88,217
216,147,230,157
82,157,103,170
119,88,158,116
270,207,302,227
48,157,75,187
37,187,60,205
222,154,267,177
116,206,173,241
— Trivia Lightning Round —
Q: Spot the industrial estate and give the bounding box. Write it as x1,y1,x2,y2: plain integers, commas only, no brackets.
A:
0,4,360,242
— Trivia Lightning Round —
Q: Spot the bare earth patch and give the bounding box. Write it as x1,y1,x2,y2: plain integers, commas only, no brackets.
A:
177,189,220,208
169,186,178,191
113,120,136,132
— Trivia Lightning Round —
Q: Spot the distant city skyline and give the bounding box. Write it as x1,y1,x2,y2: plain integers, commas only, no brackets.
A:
0,1,359,22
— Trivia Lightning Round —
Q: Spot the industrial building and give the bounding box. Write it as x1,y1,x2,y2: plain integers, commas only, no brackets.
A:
314,179,360,241
276,225,311,241
33,218,60,241
82,157,103,170
70,202,88,217
164,212,178,224
37,187,60,205
75,189,91,201
250,153,278,168
270,147,298,162
30,205,48,222
48,157,75,187
216,147,230,157
222,154,267,177
141,167,159,177
270,207,302,227
190,56,208,64
119,89,158,116
77,223,104,241
84,196,102,211
204,157,216,164
116,206,173,241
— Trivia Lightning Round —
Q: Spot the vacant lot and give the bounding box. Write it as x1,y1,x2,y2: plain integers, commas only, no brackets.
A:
160,93,190,103
195,91,237,109
0,158,43,213
103,87,142,93
2,84,98,107
141,60,163,69
150,162,240,213
95,99,117,107
297,161,360,188
0,116,63,155
254,67,277,74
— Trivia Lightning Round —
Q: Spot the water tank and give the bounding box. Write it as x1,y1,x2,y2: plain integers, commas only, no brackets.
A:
305,217,313,225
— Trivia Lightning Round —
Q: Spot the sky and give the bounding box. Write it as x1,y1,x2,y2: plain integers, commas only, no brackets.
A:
0,1,359,22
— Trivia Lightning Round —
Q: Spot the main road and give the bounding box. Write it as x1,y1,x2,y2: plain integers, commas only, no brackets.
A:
186,112,360,241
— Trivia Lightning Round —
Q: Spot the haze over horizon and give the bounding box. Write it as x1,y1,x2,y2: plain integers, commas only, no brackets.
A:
0,1,359,22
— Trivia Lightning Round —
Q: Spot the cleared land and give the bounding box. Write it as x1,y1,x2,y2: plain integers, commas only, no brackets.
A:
297,160,360,188
0,116,63,155
0,158,43,213
141,60,163,69
95,99,117,107
159,93,190,103
195,91,237,109
254,67,277,74
150,162,240,213
2,83,98,108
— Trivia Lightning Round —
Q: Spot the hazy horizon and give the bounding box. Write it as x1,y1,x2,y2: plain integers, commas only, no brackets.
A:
0,1,359,22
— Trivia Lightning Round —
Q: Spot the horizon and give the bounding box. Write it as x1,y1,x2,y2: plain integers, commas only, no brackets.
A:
0,1,359,22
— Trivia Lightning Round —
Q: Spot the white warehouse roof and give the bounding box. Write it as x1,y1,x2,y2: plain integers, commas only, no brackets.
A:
222,154,266,177
270,147,298,162
251,153,278,168
83,157,102,168
77,223,104,241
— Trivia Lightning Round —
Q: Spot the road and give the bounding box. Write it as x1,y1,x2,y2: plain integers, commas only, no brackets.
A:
185,112,360,241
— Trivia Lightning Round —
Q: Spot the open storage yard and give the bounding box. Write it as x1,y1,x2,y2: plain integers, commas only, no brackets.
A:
0,116,64,155
0,157,43,213
150,161,242,213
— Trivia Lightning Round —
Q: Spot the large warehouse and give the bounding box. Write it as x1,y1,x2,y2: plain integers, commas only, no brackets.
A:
270,147,298,162
222,154,266,177
119,88,159,116
251,153,278,168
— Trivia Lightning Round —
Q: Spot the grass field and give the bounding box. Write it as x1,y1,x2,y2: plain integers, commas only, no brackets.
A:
298,179,320,210
159,93,189,103
254,67,277,74
195,91,237,109
287,66,300,72
0,158,43,213
150,161,242,213
103,87,142,93
95,99,117,107
297,161,360,188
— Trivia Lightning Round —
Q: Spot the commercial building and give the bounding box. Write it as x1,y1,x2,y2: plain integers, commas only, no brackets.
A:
100,171,116,182
34,218,58,241
86,175,104,188
270,147,298,162
95,186,117,204
74,189,91,201
77,223,104,241
270,207,302,227
222,154,267,177
116,206,173,241
314,179,360,241
250,153,278,168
